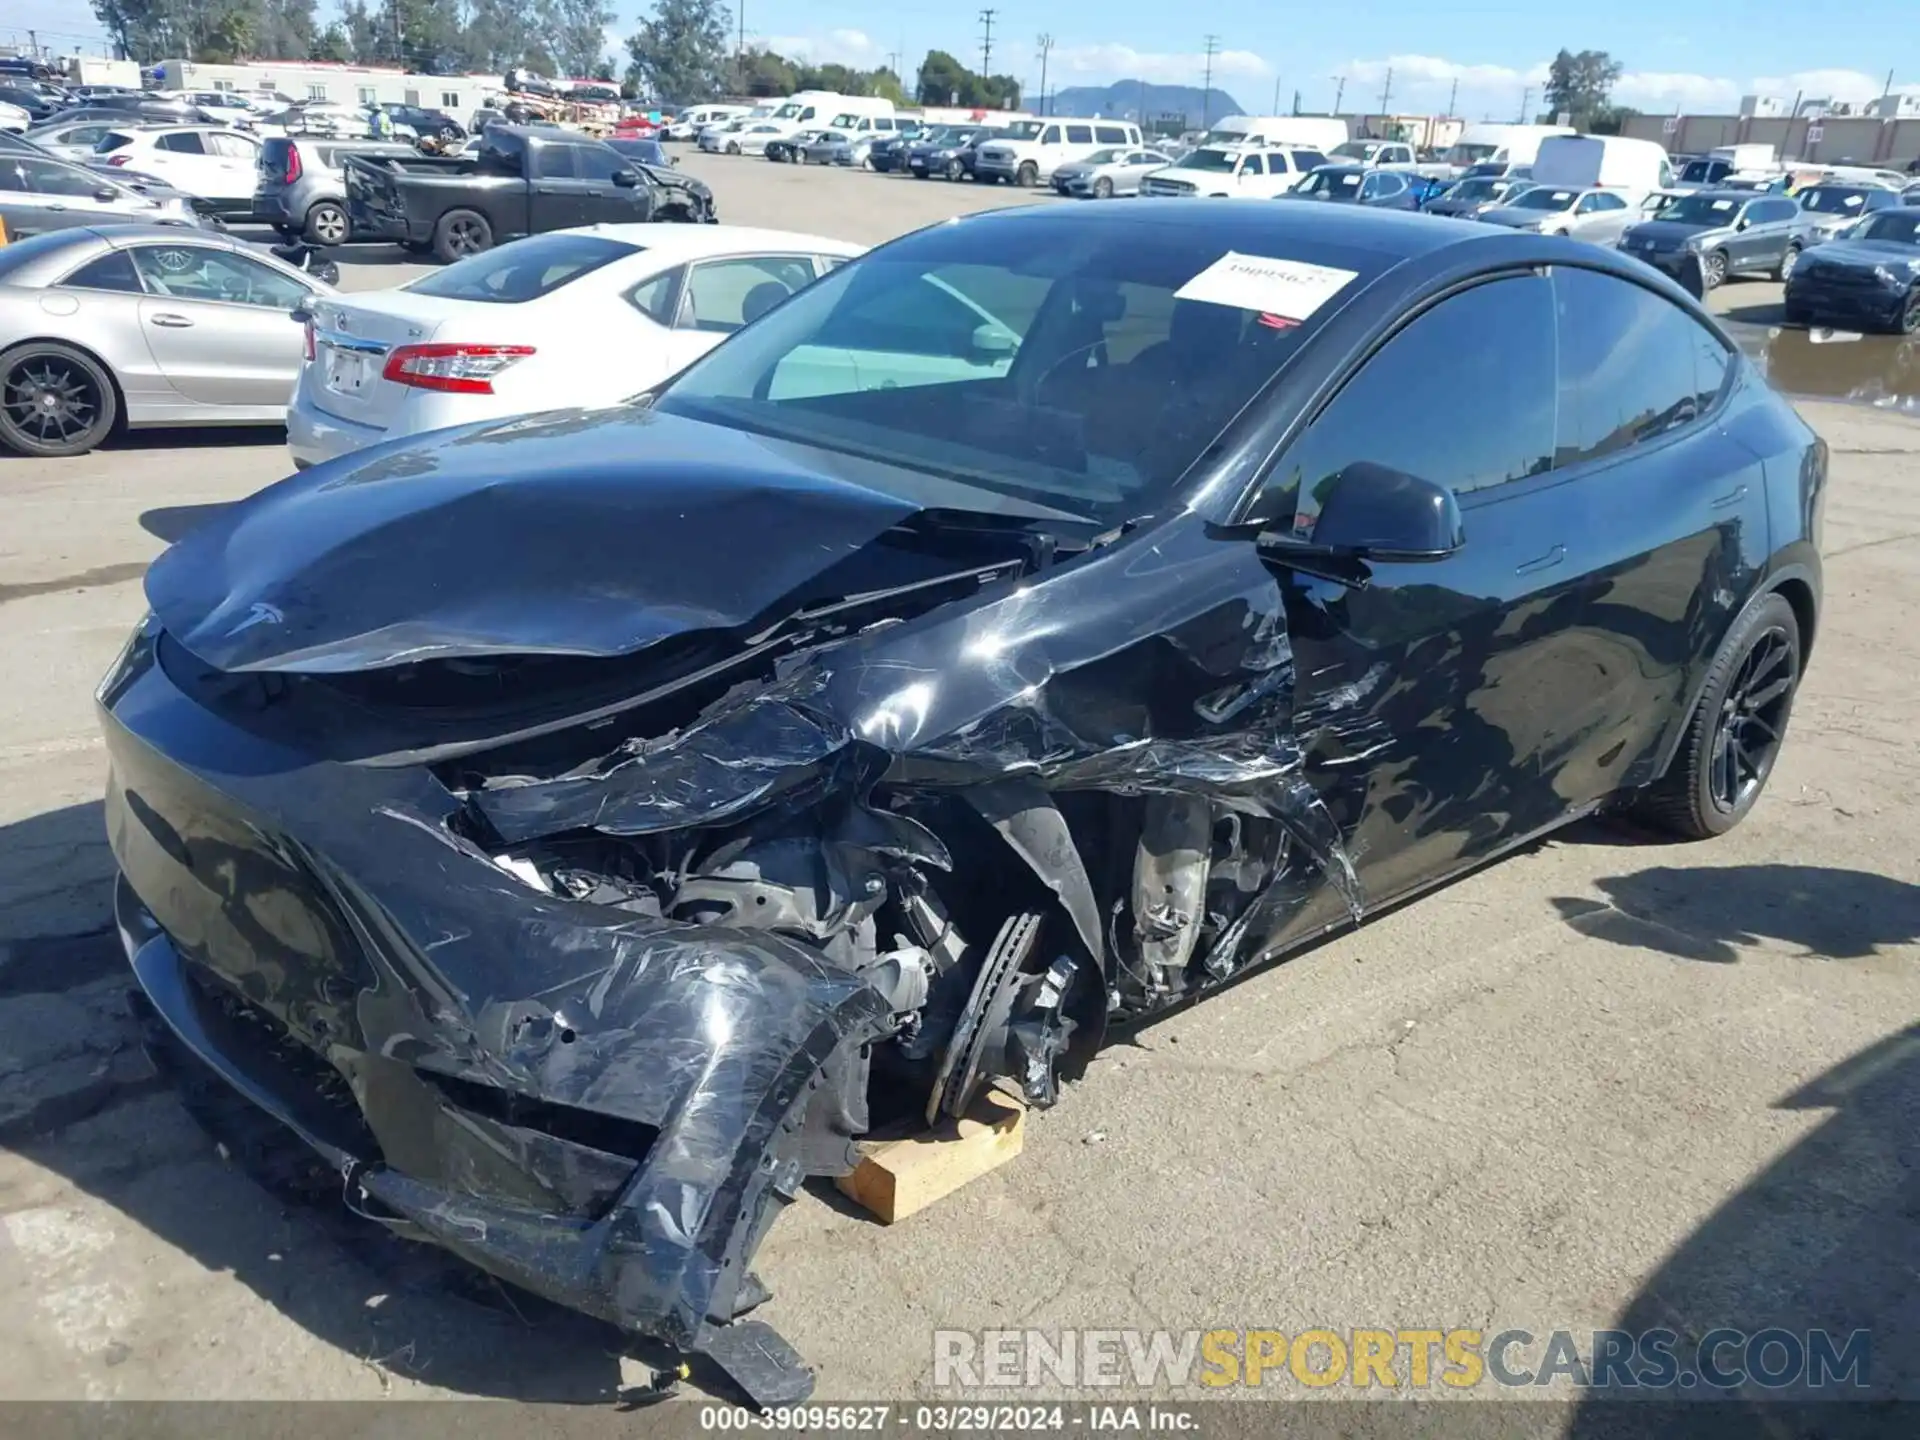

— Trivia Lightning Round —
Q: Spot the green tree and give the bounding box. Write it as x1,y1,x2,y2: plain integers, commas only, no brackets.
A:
256,0,316,58
1544,48,1624,130
740,46,795,97
624,0,731,104
311,19,352,59
913,48,1018,109
544,0,615,79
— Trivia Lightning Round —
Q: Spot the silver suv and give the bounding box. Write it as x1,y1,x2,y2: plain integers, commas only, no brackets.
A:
254,135,417,244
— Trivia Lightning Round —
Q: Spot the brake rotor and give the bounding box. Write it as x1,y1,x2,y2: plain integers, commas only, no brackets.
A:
927,910,1041,1125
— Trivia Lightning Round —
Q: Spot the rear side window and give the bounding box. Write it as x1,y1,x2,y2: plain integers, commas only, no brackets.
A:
406,233,640,303
1551,268,1725,467
157,132,206,154
1095,125,1128,144
1265,275,1558,529
62,250,142,292
1065,125,1093,144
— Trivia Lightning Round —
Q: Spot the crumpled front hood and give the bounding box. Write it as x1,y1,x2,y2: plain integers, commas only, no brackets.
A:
145,406,929,674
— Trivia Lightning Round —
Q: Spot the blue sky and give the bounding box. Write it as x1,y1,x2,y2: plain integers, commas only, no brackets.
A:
10,0,1919,119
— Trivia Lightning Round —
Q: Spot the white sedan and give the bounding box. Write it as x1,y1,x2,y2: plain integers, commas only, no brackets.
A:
287,225,866,469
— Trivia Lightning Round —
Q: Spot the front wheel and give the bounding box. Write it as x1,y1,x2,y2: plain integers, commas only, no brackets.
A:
1702,248,1729,289
1016,161,1038,188
725,141,740,155
1899,288,1920,336
0,341,119,458
1093,177,1113,199
1774,243,1800,283
945,158,964,181
432,208,492,263
1634,592,1800,839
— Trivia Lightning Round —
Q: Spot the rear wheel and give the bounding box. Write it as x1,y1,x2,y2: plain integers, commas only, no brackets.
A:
432,208,492,263
1635,593,1800,839
0,341,118,458
1773,242,1800,282
302,200,348,247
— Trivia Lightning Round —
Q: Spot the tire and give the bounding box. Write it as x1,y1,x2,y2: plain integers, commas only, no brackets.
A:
0,340,119,458
302,200,348,247
725,141,740,155
1634,592,1800,839
1702,248,1729,290
1016,161,1038,188
431,208,491,263
945,158,964,181
1900,288,1920,336
1773,242,1800,283
1093,177,1113,199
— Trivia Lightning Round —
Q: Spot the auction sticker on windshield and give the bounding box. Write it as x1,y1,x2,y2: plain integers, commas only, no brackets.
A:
1175,252,1359,323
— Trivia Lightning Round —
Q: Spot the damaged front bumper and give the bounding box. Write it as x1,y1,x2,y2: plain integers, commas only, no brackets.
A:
102,634,897,1404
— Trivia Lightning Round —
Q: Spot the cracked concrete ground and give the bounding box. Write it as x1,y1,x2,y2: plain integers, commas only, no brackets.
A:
2,160,1917,1411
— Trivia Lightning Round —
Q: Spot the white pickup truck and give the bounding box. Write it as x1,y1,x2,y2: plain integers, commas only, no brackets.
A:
1138,144,1329,198
1327,139,1455,179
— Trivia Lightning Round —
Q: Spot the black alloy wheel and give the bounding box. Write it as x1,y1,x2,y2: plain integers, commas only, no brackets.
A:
0,343,117,457
1636,593,1800,838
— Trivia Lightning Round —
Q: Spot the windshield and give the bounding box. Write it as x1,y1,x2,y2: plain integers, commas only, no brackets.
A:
1175,148,1239,173
1512,187,1578,211
651,224,1362,524
1329,141,1377,160
1445,142,1499,165
1659,193,1746,225
1679,160,1728,183
1799,186,1870,214
1854,211,1920,245
1443,177,1499,201
1078,149,1119,166
1002,120,1044,141
772,103,803,119
406,233,640,303
1296,168,1361,197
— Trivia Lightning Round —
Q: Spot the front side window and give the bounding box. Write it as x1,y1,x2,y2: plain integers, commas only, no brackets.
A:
675,256,819,334
1040,126,1062,145
578,145,632,182
1265,276,1556,532
1552,267,1724,468
0,156,102,197
129,245,311,309
408,233,640,303
534,145,577,179
208,132,257,159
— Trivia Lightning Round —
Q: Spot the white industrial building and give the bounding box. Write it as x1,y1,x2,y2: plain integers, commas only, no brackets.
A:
77,57,507,118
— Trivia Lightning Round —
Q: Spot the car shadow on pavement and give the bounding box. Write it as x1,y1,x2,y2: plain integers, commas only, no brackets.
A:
1565,1021,1920,1434
138,503,235,543
0,801,650,1403
1551,862,1920,964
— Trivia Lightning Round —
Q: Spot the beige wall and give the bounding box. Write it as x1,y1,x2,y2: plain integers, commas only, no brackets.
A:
1621,111,1920,167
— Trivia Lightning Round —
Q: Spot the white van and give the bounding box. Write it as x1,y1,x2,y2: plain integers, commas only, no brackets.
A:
1444,123,1577,173
759,91,868,140
820,98,901,144
1200,114,1347,153
1532,135,1673,202
1139,143,1330,197
669,103,748,141
974,116,1143,185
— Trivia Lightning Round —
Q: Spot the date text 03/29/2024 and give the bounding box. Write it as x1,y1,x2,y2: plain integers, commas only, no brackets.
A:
699,1406,1190,1431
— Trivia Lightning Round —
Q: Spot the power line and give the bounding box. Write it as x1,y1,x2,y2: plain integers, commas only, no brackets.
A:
1200,34,1219,128
978,8,995,80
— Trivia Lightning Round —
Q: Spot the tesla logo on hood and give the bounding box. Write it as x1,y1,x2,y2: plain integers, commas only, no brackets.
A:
224,602,284,637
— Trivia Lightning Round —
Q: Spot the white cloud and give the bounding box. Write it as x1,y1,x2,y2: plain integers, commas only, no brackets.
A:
760,29,884,67
1610,71,1741,110
1053,44,1272,85
1341,54,1550,91
1747,69,1887,103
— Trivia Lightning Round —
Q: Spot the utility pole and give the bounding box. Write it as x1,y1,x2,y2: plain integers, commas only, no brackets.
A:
1330,75,1344,115
1378,65,1392,115
1271,74,1281,114
1201,34,1219,128
978,9,996,82
737,3,746,95
1446,76,1458,117
1036,34,1052,116
1518,85,1531,122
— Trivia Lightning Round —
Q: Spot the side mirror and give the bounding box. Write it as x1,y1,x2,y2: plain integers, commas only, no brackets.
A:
612,168,638,187
93,187,119,202
1734,216,1749,230
1226,462,1462,583
970,323,1017,362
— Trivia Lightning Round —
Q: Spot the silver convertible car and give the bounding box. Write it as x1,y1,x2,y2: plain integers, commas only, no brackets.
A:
0,224,333,456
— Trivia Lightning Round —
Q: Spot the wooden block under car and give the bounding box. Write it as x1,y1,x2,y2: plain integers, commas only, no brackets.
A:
835,1090,1027,1223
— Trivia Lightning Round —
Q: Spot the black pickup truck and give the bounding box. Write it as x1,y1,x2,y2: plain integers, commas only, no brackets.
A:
343,125,715,262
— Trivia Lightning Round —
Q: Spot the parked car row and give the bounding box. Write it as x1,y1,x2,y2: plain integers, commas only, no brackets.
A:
0,218,850,458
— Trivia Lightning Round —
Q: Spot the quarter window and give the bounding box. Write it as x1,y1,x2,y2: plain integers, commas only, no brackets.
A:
1264,275,1557,531
1551,267,1722,467
62,251,142,292
628,268,680,324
